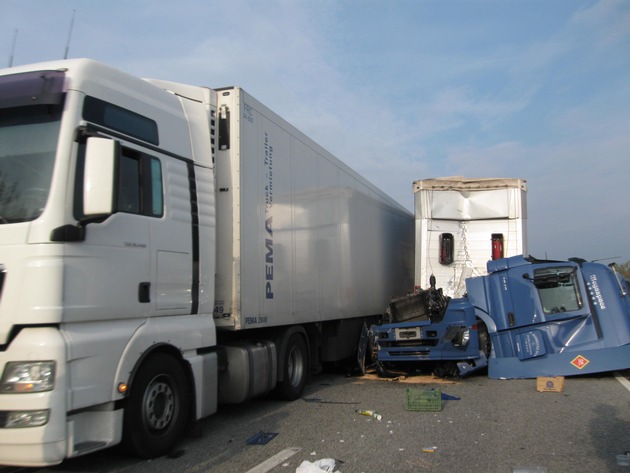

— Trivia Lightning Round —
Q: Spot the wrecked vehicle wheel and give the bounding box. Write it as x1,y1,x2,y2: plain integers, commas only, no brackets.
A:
477,319,491,358
432,362,459,378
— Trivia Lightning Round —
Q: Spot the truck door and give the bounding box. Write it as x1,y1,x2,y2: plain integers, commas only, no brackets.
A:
64,142,156,323
66,139,196,407
67,139,194,320
487,265,541,330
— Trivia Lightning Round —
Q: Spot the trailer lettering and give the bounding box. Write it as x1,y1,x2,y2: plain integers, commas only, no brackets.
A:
245,315,269,326
265,217,274,299
243,102,254,124
264,132,274,300
264,133,274,210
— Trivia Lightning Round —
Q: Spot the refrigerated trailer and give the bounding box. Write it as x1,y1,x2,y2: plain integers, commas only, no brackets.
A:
414,177,527,297
0,59,413,466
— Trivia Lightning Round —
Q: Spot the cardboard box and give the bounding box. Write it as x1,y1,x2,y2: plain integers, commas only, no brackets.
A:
536,376,565,392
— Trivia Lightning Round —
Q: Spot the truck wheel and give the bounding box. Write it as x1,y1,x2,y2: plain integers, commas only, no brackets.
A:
477,319,491,358
121,353,190,458
276,333,308,401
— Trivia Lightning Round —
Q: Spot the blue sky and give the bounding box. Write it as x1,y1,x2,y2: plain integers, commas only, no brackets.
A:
1,0,629,262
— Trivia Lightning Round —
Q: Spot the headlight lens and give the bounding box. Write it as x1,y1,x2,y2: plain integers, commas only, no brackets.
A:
4,410,50,428
454,328,471,347
0,361,56,393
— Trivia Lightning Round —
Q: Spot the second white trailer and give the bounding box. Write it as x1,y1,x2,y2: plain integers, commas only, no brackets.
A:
414,177,527,297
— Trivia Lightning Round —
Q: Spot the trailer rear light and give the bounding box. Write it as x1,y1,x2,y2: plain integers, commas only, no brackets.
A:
439,233,454,265
0,361,56,393
1,409,50,428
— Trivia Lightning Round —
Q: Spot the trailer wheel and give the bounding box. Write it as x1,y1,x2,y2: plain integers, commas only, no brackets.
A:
276,333,308,401
477,319,491,358
121,353,190,458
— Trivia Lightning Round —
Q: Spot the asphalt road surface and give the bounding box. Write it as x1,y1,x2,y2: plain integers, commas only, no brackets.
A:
2,369,630,473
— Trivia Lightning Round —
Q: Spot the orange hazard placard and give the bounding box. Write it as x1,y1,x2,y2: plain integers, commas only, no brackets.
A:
571,355,590,369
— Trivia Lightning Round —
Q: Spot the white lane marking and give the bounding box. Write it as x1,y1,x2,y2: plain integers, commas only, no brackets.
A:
245,447,302,473
614,371,630,392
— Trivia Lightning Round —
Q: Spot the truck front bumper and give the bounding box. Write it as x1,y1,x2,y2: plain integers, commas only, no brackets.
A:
0,327,67,467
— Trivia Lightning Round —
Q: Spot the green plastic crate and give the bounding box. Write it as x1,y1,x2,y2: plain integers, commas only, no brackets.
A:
405,388,442,411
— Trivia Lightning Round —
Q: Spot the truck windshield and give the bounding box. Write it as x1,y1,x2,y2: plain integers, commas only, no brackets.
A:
0,106,61,223
533,266,583,314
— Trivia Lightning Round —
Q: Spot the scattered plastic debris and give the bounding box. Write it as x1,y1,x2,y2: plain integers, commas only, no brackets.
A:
246,431,278,445
296,458,343,473
617,452,630,466
406,388,442,411
441,392,460,401
355,409,382,421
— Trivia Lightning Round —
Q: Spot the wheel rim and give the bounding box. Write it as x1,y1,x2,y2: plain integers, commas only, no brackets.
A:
143,375,176,432
287,345,305,387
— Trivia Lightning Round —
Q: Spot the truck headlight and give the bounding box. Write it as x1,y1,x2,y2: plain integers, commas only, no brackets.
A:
0,361,56,393
453,328,471,347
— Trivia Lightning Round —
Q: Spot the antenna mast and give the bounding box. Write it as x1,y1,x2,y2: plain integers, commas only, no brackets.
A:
8,29,18,67
64,9,76,59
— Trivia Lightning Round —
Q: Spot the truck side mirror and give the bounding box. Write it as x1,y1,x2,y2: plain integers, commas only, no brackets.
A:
83,137,118,217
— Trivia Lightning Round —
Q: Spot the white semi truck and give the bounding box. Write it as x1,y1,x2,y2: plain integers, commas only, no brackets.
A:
414,177,527,297
0,59,414,466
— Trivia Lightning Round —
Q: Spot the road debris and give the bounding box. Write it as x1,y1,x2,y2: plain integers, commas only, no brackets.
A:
246,431,278,445
617,452,630,466
296,458,343,473
355,409,382,421
441,392,460,401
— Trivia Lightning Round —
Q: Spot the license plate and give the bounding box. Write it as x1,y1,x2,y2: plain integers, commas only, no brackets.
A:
394,327,421,341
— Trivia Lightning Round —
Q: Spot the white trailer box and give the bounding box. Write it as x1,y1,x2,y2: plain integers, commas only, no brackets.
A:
214,88,414,331
414,177,527,297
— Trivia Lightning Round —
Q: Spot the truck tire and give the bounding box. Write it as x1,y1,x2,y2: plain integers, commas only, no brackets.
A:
477,319,491,358
121,353,190,458
276,333,308,401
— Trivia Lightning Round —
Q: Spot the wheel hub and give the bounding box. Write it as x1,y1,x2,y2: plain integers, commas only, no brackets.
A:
143,377,175,431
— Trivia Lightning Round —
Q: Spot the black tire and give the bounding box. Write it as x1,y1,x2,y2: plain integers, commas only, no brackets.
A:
477,319,491,358
121,353,190,458
432,361,460,378
276,333,308,401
